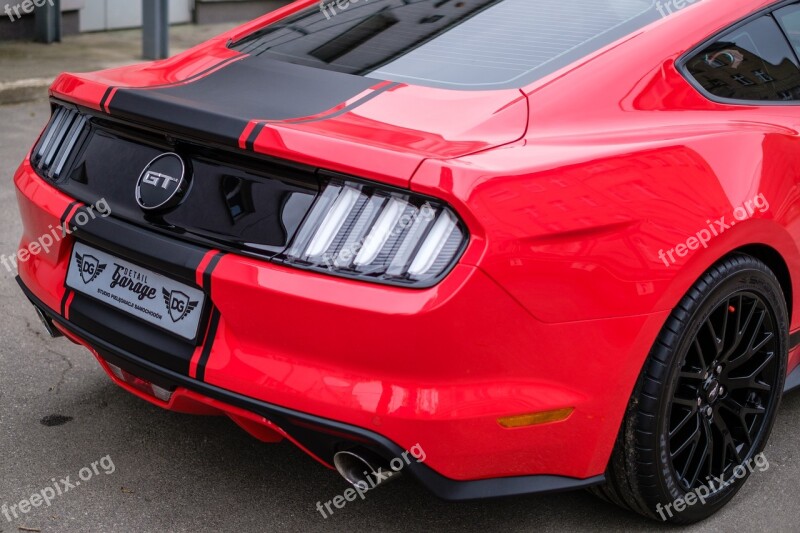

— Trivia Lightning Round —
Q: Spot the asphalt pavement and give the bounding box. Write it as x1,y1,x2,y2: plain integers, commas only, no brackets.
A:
0,99,798,533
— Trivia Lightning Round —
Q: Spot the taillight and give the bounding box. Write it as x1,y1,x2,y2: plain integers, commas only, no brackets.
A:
282,175,468,287
32,106,88,181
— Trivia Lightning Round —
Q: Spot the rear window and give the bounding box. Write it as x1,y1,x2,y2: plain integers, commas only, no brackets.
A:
684,15,800,102
230,0,666,90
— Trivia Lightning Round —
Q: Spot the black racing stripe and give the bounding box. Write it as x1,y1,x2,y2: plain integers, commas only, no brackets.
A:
241,82,400,150
59,201,80,316
287,82,401,125
196,252,224,381
108,56,377,147
203,253,224,293
100,88,114,112
245,122,267,151
791,331,800,349
60,289,72,317
242,82,399,150
195,309,221,382
61,200,79,229
100,56,243,113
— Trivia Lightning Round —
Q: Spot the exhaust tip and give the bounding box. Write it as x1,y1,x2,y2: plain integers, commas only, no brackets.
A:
333,451,374,490
34,306,62,338
333,450,399,490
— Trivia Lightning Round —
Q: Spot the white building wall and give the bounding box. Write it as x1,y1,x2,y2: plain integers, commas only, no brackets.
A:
80,0,193,32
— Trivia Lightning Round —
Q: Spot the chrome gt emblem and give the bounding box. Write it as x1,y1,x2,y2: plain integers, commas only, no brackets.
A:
163,289,199,323
136,153,189,211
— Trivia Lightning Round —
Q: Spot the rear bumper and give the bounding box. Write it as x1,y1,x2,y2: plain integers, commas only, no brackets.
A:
18,277,605,500
14,157,671,497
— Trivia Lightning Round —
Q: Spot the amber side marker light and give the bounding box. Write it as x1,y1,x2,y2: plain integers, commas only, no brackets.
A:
497,408,575,429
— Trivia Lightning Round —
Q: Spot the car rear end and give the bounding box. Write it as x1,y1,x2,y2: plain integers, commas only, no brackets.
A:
13,0,687,499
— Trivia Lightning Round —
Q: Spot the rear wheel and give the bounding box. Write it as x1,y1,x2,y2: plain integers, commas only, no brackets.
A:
593,254,788,523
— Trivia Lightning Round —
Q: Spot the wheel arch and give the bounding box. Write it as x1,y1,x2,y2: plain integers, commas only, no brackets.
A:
734,243,793,323
599,240,796,480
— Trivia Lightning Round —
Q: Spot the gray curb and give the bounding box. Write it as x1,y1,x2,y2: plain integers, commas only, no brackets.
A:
0,78,53,105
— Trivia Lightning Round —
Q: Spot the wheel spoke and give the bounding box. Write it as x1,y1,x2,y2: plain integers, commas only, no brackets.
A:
672,397,698,409
681,437,701,482
702,417,715,479
720,398,764,447
725,351,776,392
671,421,701,459
718,298,731,351
750,331,775,355
693,338,708,370
744,311,767,353
725,351,755,373
713,414,743,466
679,370,705,381
722,298,758,363
686,423,711,488
739,300,759,338
733,295,744,336
670,406,698,438
726,330,773,373
705,316,723,357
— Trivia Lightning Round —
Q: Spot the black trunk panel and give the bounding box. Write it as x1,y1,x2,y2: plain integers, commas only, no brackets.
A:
57,117,319,259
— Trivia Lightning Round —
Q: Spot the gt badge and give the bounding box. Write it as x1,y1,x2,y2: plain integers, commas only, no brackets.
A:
136,153,189,211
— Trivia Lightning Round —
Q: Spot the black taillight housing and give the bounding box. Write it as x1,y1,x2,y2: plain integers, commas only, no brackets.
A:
32,106,88,181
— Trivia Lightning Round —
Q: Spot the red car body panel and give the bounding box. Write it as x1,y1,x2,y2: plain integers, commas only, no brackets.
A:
13,0,800,494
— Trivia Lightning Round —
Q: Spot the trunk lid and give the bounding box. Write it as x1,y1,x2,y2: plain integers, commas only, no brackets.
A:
52,49,528,187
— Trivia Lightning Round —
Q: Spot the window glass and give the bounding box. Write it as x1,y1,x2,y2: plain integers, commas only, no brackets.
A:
231,0,664,90
685,15,800,101
774,4,800,57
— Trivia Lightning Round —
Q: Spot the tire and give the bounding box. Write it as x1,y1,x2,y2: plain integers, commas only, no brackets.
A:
591,253,788,524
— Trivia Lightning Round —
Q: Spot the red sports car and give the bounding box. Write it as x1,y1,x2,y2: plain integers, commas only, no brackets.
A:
13,0,800,523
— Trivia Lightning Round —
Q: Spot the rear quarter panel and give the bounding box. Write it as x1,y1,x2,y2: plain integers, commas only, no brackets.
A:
411,0,800,383
412,0,800,323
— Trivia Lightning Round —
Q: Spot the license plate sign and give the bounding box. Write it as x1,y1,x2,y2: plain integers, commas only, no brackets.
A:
66,242,206,340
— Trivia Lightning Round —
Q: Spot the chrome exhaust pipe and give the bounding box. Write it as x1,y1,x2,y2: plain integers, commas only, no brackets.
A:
333,450,400,490
34,306,62,338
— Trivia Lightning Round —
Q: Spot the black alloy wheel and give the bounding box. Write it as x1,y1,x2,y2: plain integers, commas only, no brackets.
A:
592,253,788,524
668,291,780,492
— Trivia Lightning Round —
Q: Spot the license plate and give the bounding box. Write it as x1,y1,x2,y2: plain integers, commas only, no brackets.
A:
66,242,207,341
